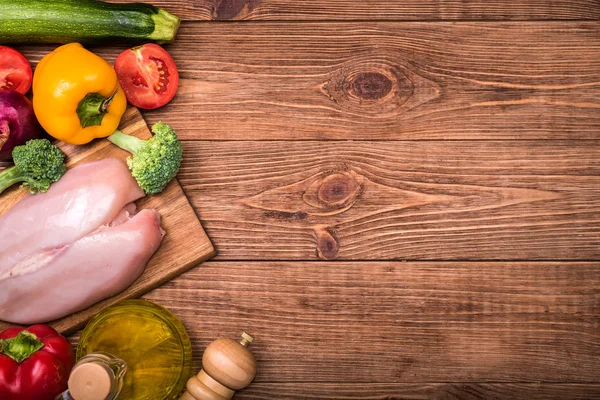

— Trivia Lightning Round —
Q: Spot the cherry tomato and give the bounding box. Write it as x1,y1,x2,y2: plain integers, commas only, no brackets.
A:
114,43,179,110
0,46,32,95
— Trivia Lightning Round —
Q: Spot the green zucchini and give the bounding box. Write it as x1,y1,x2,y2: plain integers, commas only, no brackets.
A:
0,0,180,44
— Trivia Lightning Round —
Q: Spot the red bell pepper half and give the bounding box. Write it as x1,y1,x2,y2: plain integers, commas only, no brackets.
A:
0,325,75,400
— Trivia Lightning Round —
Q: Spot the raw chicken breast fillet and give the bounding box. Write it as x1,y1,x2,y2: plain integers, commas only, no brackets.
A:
0,158,164,324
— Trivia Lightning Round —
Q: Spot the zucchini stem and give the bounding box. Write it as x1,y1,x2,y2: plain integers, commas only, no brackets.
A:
149,8,180,43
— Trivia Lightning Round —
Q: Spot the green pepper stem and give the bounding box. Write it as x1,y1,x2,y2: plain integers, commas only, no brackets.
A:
0,331,44,363
0,165,24,195
101,90,118,113
108,130,146,154
76,89,119,129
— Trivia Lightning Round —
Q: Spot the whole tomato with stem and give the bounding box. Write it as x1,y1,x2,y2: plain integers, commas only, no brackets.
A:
0,325,75,400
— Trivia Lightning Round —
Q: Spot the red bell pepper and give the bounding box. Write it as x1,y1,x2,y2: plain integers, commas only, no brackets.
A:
0,325,75,400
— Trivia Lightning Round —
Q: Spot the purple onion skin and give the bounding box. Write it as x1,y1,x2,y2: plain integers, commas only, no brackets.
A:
0,90,41,160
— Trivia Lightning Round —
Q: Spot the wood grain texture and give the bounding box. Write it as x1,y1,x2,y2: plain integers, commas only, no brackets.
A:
7,3,600,396
13,22,600,140
237,383,600,399
0,108,215,335
110,0,600,21
141,261,600,383
146,22,600,140
177,140,600,260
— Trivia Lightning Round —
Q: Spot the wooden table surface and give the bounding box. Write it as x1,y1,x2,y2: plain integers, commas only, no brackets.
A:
18,1,600,398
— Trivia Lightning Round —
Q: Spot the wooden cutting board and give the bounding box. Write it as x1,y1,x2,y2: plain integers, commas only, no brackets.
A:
0,107,215,335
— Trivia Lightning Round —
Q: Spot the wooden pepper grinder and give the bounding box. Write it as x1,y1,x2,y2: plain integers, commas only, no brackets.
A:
180,333,256,400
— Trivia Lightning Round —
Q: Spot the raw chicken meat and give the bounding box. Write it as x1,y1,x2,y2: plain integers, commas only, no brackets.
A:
0,158,164,324
0,158,145,271
0,209,162,324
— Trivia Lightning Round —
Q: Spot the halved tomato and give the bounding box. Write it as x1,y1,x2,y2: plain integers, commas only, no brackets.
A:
114,43,179,110
0,46,32,95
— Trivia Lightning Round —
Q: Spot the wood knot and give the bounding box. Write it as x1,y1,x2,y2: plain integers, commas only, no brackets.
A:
213,0,258,20
321,57,440,117
242,167,364,218
349,72,392,100
304,170,362,212
315,226,339,260
319,174,354,205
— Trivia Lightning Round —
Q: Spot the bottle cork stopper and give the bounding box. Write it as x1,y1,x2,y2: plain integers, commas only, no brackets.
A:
179,333,257,400
68,362,112,400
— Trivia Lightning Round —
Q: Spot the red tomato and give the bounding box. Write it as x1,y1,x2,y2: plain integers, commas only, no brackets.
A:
0,46,32,95
114,43,179,110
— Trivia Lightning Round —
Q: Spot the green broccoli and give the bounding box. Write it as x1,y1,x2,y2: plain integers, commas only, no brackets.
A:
0,139,67,195
108,122,183,195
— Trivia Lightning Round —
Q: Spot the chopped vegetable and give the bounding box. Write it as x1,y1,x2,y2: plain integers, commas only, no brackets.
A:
0,139,66,195
33,43,127,145
114,43,179,110
0,90,41,160
0,46,32,94
0,0,180,44
0,325,74,400
108,122,182,194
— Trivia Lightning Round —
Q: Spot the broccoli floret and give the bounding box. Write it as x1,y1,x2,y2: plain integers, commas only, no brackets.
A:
0,139,67,195
108,122,183,195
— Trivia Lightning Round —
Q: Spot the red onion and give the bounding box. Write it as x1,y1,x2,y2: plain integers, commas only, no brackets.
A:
0,90,41,160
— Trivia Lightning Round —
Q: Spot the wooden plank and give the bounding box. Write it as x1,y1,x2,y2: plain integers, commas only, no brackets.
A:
14,22,600,140
0,107,215,335
141,261,600,383
237,383,600,399
141,22,600,140
109,0,600,21
178,140,600,260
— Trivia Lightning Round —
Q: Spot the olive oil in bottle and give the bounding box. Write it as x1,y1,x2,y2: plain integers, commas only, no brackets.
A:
77,300,193,400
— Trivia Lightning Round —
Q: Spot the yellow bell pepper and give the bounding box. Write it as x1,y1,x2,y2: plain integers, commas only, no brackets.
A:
33,43,127,145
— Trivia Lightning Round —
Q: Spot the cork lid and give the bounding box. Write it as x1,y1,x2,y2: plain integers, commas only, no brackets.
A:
68,362,112,400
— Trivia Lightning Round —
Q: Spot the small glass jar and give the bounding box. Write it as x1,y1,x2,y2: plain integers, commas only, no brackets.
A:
56,353,127,400
77,300,193,400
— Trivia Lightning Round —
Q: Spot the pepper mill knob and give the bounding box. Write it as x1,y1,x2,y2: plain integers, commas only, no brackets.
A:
179,333,257,400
